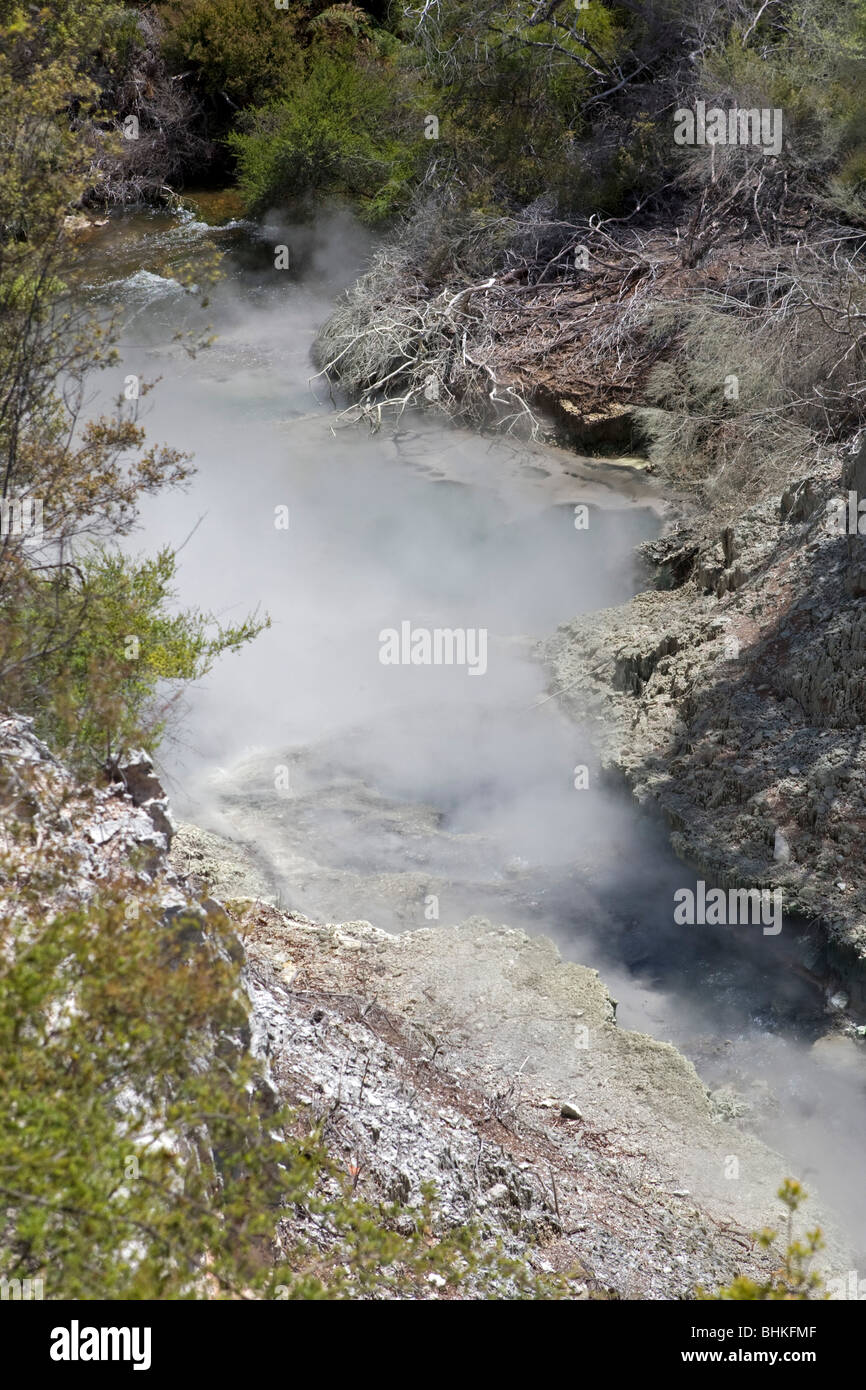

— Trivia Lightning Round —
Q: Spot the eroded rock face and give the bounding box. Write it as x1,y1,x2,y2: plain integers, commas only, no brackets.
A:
543,437,866,963
108,749,176,849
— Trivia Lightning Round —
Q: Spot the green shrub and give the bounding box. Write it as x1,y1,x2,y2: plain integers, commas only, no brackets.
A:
160,0,303,107
0,546,267,771
227,48,425,220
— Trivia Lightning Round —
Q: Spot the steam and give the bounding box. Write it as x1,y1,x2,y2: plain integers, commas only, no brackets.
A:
85,204,866,1267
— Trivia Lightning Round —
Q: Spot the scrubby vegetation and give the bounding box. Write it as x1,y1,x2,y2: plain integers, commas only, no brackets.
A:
705,1182,828,1300
0,2,265,772
227,43,424,221
69,2,866,229
303,3,866,530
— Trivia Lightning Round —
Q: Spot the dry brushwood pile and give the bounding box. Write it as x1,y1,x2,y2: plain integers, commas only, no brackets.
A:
315,198,866,520
313,211,668,431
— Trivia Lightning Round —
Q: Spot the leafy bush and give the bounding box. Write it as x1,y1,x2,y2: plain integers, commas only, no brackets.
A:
160,0,303,108
0,872,287,1299
0,547,267,770
227,48,425,220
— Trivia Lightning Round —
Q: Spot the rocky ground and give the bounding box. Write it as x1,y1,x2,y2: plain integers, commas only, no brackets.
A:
544,433,866,995
172,822,850,1298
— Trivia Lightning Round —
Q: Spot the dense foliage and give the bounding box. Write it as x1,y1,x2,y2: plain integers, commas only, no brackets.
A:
143,0,866,225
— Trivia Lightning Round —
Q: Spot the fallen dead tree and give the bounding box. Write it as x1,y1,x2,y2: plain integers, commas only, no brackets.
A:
312,253,543,434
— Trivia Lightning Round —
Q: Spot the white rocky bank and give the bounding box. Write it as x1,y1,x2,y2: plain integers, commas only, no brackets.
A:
174,820,849,1298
